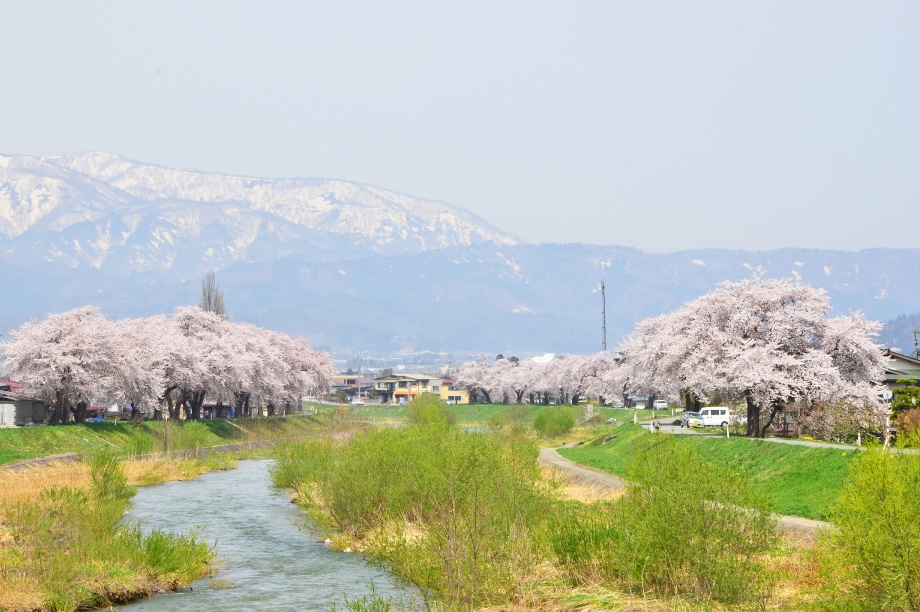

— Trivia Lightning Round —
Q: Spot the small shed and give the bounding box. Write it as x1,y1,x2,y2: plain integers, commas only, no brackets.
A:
0,390,46,427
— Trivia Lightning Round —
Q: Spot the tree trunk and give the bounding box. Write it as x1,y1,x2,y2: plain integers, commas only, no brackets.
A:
267,402,276,417
746,393,760,437
73,400,88,423
761,404,781,439
50,391,65,425
481,390,492,404
572,393,581,406
189,391,205,420
516,390,525,403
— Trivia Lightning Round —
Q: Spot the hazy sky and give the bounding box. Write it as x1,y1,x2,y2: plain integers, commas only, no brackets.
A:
1,1,918,252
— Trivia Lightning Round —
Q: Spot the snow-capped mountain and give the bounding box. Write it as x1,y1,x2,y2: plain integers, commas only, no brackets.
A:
3,152,920,354
0,153,520,276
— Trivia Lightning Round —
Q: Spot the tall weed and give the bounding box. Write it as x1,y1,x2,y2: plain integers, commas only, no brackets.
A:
550,434,777,605
272,425,549,609
533,406,576,437
820,435,920,611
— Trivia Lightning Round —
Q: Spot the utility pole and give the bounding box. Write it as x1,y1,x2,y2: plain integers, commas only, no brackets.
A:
914,329,919,359
600,280,607,352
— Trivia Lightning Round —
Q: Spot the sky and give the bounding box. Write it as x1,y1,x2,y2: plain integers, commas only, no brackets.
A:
1,1,918,252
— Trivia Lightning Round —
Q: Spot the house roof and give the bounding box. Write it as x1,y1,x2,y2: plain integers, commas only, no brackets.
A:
0,389,38,403
374,373,436,382
883,349,920,369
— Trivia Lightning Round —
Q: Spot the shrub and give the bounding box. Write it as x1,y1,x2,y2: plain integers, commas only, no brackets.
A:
272,426,549,608
88,450,136,502
405,393,457,427
533,406,575,437
549,435,777,604
487,410,510,430
821,435,920,610
173,420,213,450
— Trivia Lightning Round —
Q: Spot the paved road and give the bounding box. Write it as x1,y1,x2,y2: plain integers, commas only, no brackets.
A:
643,422,860,450
539,444,624,489
539,444,831,538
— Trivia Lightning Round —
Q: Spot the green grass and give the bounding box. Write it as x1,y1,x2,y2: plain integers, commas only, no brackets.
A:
0,415,332,465
559,424,857,520
346,402,663,423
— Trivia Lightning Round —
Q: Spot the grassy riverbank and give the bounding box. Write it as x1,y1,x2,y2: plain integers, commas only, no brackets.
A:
0,414,332,465
559,424,856,520
0,453,217,612
270,406,785,611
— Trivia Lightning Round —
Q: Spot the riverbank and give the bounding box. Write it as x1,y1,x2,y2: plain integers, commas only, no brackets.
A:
0,417,361,612
0,453,218,612
558,423,856,520
271,421,827,611
0,414,334,465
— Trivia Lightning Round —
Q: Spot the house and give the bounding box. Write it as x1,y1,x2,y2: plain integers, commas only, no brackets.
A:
374,373,436,404
629,396,649,409
331,375,374,400
0,389,47,427
439,377,469,405
373,373,470,405
882,349,920,393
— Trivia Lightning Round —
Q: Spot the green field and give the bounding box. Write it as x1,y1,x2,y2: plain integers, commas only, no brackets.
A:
346,402,665,424
0,415,330,465
559,424,857,520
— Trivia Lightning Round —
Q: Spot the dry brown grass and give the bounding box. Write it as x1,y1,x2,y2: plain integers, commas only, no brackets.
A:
541,466,625,504
0,456,234,505
762,533,826,609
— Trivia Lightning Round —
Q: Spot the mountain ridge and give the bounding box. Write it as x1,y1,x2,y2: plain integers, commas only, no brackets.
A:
0,152,521,275
2,152,919,354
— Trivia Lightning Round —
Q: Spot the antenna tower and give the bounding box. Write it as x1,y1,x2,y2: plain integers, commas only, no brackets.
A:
601,279,607,352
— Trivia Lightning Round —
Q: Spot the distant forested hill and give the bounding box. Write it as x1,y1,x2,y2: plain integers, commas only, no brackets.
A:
880,313,920,354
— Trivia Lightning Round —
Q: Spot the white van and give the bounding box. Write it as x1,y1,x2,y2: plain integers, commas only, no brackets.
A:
687,407,741,428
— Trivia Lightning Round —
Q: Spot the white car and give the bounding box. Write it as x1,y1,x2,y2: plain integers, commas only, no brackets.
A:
350,399,365,406
687,407,741,428
652,399,668,410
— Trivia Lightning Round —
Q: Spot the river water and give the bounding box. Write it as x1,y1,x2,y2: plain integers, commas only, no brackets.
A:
122,460,416,611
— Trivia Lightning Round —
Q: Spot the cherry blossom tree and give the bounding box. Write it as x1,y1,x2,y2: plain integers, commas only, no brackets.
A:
2,304,335,423
111,315,170,418
617,279,886,437
454,354,493,403
1,306,119,424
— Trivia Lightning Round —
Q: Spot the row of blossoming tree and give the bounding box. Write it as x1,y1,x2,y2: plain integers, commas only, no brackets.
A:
454,279,888,437
1,305,335,424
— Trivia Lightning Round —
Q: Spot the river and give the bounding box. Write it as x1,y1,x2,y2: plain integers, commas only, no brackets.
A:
122,460,417,611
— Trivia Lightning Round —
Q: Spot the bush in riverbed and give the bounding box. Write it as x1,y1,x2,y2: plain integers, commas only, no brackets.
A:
550,434,777,605
487,410,510,430
272,425,550,609
533,406,576,437
405,393,457,427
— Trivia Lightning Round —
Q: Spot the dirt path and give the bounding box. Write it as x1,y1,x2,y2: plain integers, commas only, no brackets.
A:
539,444,831,538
